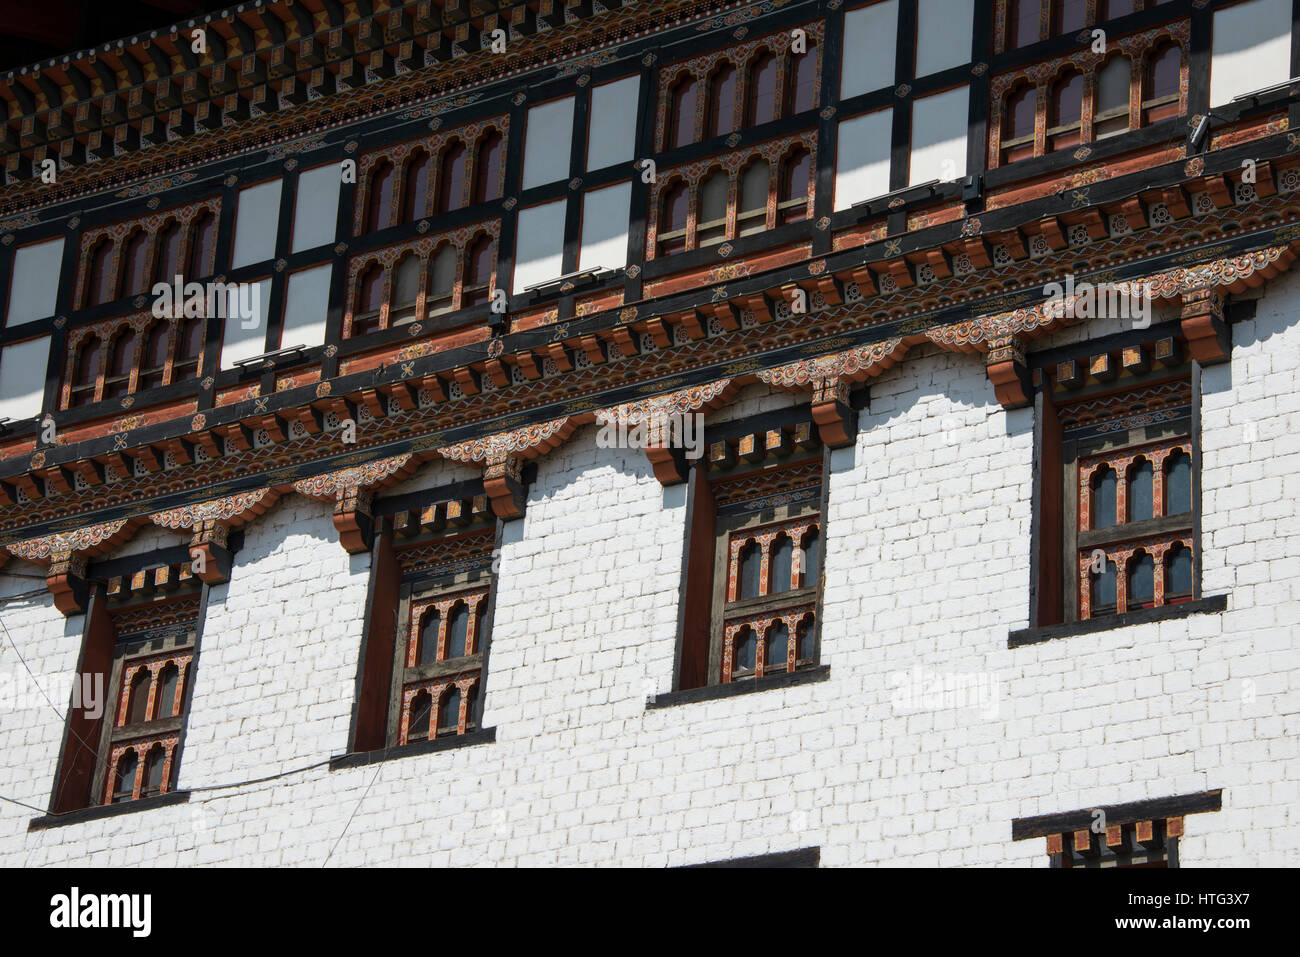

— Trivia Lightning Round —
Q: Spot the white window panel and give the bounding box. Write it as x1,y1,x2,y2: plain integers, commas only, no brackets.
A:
835,109,893,211
915,0,973,77
579,182,631,272
219,278,272,369
1210,0,1293,106
841,0,899,99
231,180,282,268
587,76,640,171
522,97,575,189
0,336,50,420
910,86,968,185
291,164,341,253
280,264,333,349
513,200,567,294
4,238,63,327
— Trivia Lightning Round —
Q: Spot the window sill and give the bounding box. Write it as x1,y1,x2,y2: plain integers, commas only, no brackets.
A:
647,665,830,709
328,726,496,770
28,789,190,831
1007,594,1227,648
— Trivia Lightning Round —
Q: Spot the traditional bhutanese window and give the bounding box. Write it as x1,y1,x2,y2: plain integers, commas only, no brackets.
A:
188,211,217,278
789,43,817,113
69,337,101,407
473,131,504,204
462,235,494,307
708,64,738,138
438,140,468,213
746,51,780,127
102,329,136,400
1051,0,1087,35
697,170,730,247
737,160,770,237
1094,55,1133,138
85,237,114,307
1142,42,1182,125
155,220,182,284
669,73,699,149
402,150,431,223
1036,336,1198,625
119,230,150,299
172,317,204,382
1048,70,1084,151
428,244,457,316
137,320,170,391
778,148,811,225
390,254,421,326
366,160,395,233
1001,84,1038,164
354,263,384,336
1008,0,1042,48
676,411,826,690
658,180,689,255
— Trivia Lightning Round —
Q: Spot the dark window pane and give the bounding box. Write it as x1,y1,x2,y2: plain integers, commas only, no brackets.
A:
189,213,216,278
708,65,737,137
1053,72,1083,127
464,237,494,305
1148,45,1180,100
771,536,793,594
474,131,504,203
796,618,815,660
439,143,467,213
121,231,149,297
127,669,151,725
670,76,698,148
1054,0,1086,34
1128,551,1155,605
765,621,789,673
1092,466,1117,529
403,153,430,222
801,528,819,587
408,691,431,741
792,43,817,113
446,603,469,659
747,53,778,125
112,751,137,803
156,221,182,283
419,609,440,666
142,745,166,797
1007,86,1037,140
1129,459,1154,522
1166,450,1191,515
88,240,114,305
1091,558,1116,612
739,541,761,599
1010,0,1040,48
438,686,461,735
734,628,756,673
157,663,179,718
1167,544,1193,595
367,162,394,232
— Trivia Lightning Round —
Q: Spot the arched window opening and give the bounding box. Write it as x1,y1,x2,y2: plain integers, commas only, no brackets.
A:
1143,43,1182,124
188,212,217,279
120,230,150,298
1090,554,1116,616
428,244,457,316
707,64,738,138
738,540,761,599
137,321,171,391
402,151,430,223
438,141,468,213
366,160,395,233
156,663,180,719
746,51,779,126
1165,449,1191,515
142,744,167,799
764,621,789,675
172,317,204,382
407,690,432,742
790,43,817,114
778,148,811,225
770,535,794,595
697,171,729,247
446,603,470,660
462,236,494,307
737,160,770,236
668,74,699,148
102,330,137,400
86,238,114,306
126,669,151,725
438,686,462,736
353,263,384,337
155,220,183,284
112,750,138,803
1166,543,1193,600
1094,56,1133,138
69,338,102,407
1129,458,1154,522
733,627,756,677
796,617,815,662
1048,70,1084,151
419,608,441,667
1103,0,1137,18
1009,0,1041,49
1091,465,1117,529
390,255,421,326
658,181,689,255
465,683,479,732
800,527,820,589
1127,551,1155,609
474,131,504,204
1052,0,1087,35
1002,85,1037,164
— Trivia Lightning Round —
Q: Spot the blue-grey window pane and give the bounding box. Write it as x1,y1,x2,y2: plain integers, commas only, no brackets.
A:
439,687,461,733
446,603,469,659
797,619,815,660
1166,451,1191,515
1092,467,1117,528
1130,460,1153,521
765,621,789,671
1092,559,1116,610
735,629,756,672
802,528,819,586
739,541,761,599
1128,552,1155,604
1167,545,1193,595
771,536,793,594
408,692,431,741
419,609,440,666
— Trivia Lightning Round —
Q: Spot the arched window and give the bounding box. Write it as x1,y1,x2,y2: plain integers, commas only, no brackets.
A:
1009,0,1041,49
142,744,167,798
402,151,430,222
365,161,395,232
172,317,204,382
697,170,729,247
446,602,470,659
1002,85,1037,164
120,230,150,298
390,255,421,326
778,148,811,225
155,220,183,284
737,160,770,236
800,527,819,589
407,690,431,742
1094,56,1133,138
1091,465,1117,529
438,141,467,213
1048,70,1084,151
707,64,738,138
126,669,151,725
353,263,384,336
462,236,494,307
102,329,137,400
1143,43,1182,124
188,211,216,278
658,181,689,255
473,131,504,204
738,540,761,599
790,43,817,114
764,621,789,675
1089,554,1116,615
1128,458,1154,522
428,244,456,316
112,750,138,803
796,617,815,662
156,662,180,719
1165,449,1191,515
733,627,756,676
137,320,170,391
465,683,479,732
770,535,793,594
1103,0,1136,18
1052,0,1086,35
1165,543,1193,600
1127,550,1155,609
437,686,461,736
69,337,102,407
86,238,114,306
668,73,699,148
745,51,779,126
419,608,441,667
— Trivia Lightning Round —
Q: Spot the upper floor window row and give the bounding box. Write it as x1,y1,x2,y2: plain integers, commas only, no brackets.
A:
1002,0,1170,53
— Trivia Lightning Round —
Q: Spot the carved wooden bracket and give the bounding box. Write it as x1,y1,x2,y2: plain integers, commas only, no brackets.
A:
186,520,234,584
46,551,89,616
483,454,526,520
810,377,857,448
333,486,376,554
1179,289,1229,365
986,336,1032,409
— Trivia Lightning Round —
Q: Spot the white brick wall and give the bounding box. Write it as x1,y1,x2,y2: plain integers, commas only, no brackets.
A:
2,272,1298,866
